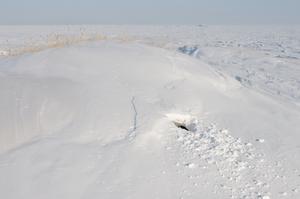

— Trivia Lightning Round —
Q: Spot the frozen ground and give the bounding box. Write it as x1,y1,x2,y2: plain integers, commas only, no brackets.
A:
0,26,300,199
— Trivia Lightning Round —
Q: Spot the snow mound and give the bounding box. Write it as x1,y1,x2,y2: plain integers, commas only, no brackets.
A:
0,41,299,199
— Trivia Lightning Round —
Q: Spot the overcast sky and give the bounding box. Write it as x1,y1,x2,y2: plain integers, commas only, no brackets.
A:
0,0,299,25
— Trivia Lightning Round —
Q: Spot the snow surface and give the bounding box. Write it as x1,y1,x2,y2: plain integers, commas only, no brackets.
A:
0,26,300,199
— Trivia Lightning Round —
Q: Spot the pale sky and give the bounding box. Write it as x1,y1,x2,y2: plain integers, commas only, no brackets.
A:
0,0,299,25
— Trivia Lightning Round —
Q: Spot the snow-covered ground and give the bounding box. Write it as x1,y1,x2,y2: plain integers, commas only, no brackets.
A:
0,26,300,199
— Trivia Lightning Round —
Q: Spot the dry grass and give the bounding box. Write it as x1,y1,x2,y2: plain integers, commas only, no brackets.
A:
0,33,134,57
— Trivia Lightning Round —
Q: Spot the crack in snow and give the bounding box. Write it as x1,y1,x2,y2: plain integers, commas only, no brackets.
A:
127,96,138,140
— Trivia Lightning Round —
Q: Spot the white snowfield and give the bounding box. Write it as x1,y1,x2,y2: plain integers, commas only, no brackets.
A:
0,26,300,199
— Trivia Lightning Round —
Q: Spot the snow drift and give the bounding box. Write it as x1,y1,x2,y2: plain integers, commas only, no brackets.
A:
0,41,300,199
0,41,236,152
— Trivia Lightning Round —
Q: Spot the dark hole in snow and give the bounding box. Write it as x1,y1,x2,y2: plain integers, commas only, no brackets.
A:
173,122,190,131
166,114,198,132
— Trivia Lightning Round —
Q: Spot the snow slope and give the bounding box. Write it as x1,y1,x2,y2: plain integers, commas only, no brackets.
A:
1,25,300,105
0,27,300,199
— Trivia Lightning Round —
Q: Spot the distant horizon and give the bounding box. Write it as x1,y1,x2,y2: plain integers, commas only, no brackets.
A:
1,24,300,26
1,0,299,25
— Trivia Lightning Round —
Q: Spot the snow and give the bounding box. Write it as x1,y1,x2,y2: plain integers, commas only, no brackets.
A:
0,26,300,199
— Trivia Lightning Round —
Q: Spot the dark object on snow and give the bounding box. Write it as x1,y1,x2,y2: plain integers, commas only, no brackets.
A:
173,122,189,131
177,125,189,131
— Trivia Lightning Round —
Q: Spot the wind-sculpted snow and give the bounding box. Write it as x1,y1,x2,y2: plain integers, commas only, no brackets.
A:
0,27,300,199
